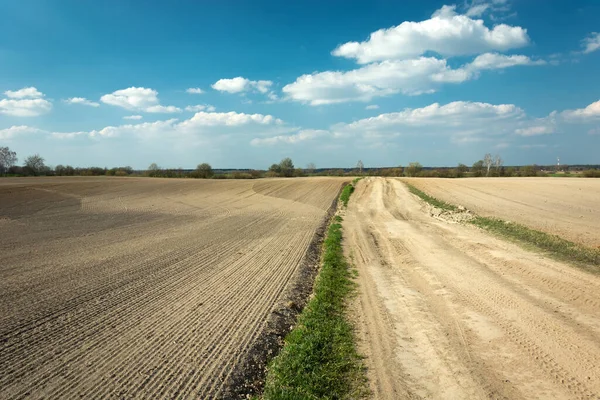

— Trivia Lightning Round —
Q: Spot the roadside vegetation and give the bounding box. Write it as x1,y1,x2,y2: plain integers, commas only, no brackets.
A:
261,186,367,399
404,182,600,271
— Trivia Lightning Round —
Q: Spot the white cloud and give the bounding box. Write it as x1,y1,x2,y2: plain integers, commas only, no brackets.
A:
100,87,180,113
186,88,204,94
40,110,286,143
333,101,525,142
123,115,143,120
0,98,53,117
64,97,100,107
561,100,600,121
514,125,554,136
283,54,541,105
4,87,44,99
331,5,529,64
0,125,44,139
582,32,600,54
185,104,216,112
145,105,182,113
366,104,379,110
178,111,282,130
467,53,546,70
465,4,490,17
212,77,273,94
251,129,328,146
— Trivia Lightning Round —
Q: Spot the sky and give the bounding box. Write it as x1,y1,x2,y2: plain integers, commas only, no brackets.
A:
1,0,599,169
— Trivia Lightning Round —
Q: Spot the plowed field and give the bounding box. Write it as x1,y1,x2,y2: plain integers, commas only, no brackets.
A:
406,177,600,248
0,177,345,399
344,178,600,399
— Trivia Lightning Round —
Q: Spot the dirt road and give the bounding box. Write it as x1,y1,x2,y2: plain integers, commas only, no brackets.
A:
344,178,600,399
0,177,345,399
408,177,600,248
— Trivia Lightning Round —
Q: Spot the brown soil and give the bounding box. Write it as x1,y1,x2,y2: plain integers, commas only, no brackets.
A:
343,177,600,399
406,177,600,248
0,176,345,399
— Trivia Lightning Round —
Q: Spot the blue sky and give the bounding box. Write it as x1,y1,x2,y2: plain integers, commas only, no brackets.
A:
1,0,599,169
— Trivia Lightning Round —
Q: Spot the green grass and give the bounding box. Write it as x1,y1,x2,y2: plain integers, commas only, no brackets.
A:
404,182,600,272
340,183,355,207
470,217,600,270
261,215,366,399
404,182,458,212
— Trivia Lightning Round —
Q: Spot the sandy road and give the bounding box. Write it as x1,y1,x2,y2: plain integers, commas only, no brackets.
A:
0,177,345,399
344,178,600,399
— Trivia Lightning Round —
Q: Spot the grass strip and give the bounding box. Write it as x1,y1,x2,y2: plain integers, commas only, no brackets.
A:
261,213,366,399
404,182,600,271
405,182,458,212
340,184,355,207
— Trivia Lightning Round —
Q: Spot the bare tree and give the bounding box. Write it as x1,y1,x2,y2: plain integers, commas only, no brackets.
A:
306,162,316,174
493,154,503,171
356,160,364,175
0,146,18,175
483,153,493,177
24,154,46,176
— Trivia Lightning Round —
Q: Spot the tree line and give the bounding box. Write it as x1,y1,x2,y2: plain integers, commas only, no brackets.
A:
1,146,598,179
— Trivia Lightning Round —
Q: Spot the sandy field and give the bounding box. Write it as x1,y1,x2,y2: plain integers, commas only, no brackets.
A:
0,176,345,398
407,177,600,248
344,177,600,399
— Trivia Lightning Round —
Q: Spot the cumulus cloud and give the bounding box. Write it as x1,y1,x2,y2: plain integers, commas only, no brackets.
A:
0,87,52,116
251,129,328,146
331,5,529,64
212,77,273,94
0,98,53,117
283,54,542,105
100,87,181,113
4,87,44,99
254,100,537,146
178,111,282,130
64,97,100,107
561,100,600,121
185,104,216,112
24,110,286,144
514,125,554,136
0,125,44,139
465,4,490,17
186,88,204,94
466,53,546,70
582,32,600,54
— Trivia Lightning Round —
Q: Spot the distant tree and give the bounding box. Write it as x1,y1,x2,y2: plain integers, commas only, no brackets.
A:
471,160,484,177
457,163,468,177
356,160,364,175
294,168,305,177
269,163,281,175
147,163,161,177
520,165,537,177
493,155,503,170
404,162,423,177
306,162,316,174
24,154,46,176
279,157,294,177
483,153,493,177
0,146,18,175
196,163,213,179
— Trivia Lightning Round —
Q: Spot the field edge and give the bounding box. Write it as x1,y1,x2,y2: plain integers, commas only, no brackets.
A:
220,181,350,398
403,181,600,272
